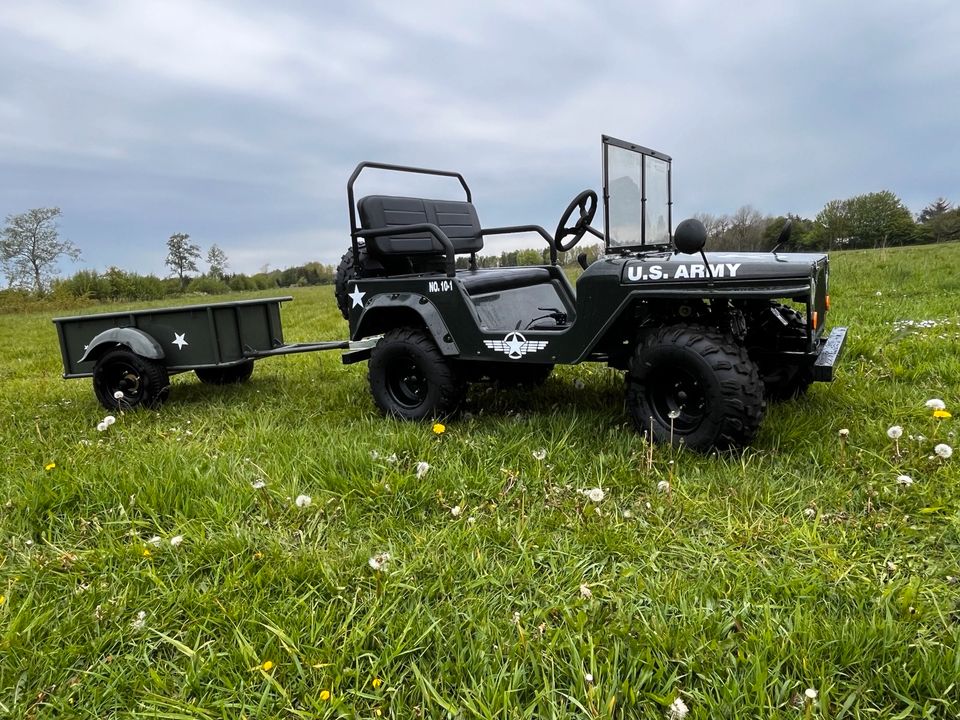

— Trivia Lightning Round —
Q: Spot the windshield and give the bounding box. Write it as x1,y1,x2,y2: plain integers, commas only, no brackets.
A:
604,138,672,250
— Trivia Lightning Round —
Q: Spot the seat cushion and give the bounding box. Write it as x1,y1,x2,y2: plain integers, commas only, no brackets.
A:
358,195,483,256
458,267,552,295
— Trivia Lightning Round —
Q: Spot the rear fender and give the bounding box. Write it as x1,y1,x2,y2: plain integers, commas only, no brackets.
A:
79,327,166,363
353,294,459,356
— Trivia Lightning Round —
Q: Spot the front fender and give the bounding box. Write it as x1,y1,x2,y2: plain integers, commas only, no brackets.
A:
79,327,166,363
353,293,459,356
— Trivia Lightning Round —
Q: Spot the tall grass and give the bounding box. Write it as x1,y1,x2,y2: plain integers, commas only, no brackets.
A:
1,244,958,718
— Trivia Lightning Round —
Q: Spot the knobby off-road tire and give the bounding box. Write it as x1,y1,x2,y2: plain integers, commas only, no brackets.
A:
368,327,466,420
195,360,254,385
626,325,765,452
334,246,361,320
93,348,170,410
755,304,815,401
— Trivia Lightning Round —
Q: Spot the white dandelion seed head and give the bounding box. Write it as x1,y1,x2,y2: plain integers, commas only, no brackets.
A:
896,474,914,486
96,421,108,432
251,479,266,489
657,480,671,493
113,390,124,400
467,516,476,524
935,443,953,459
579,584,592,599
450,505,461,517
415,461,431,479
532,448,547,461
169,535,183,547
875,290,882,296
887,425,903,440
586,487,605,503
370,450,380,460
667,409,681,419
925,398,946,410
804,507,816,519
368,552,391,572
386,453,398,463
512,611,521,624
573,378,585,390
295,494,312,508
131,610,147,631
804,688,818,700
838,428,850,438
584,672,594,683
622,509,633,519
667,697,689,719
147,535,162,547
104,415,116,426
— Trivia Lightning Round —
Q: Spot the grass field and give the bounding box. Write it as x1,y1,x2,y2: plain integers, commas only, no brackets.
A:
2,244,960,719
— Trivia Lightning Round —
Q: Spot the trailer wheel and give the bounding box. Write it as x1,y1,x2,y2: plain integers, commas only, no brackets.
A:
368,327,465,420
195,360,254,385
625,325,765,452
93,348,170,410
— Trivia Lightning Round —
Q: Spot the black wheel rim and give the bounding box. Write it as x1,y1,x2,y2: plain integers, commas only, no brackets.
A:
105,361,145,404
386,355,428,410
648,366,707,433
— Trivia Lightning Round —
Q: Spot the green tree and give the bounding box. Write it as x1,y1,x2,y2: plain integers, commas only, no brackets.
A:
809,199,852,249
917,198,960,243
1,207,81,294
165,232,201,288
917,198,951,224
206,244,228,278
846,191,915,248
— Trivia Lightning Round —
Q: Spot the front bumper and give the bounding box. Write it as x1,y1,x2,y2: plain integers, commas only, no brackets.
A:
812,327,848,382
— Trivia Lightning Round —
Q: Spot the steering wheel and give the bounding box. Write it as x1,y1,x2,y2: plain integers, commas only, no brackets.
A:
555,189,598,252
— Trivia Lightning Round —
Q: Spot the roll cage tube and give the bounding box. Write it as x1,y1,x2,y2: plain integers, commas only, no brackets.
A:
346,160,561,268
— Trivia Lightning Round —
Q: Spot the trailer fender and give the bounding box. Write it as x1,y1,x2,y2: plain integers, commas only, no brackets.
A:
79,327,166,363
353,294,459,356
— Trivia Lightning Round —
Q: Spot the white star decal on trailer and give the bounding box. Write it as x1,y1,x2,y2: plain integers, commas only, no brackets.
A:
349,284,366,308
172,332,189,350
484,331,548,359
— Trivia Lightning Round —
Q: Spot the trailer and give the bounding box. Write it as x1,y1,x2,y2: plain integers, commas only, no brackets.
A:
53,296,363,410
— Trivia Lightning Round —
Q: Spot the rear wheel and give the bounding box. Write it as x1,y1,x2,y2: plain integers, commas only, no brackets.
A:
368,327,466,420
334,246,361,320
625,325,765,452
195,360,254,385
93,348,170,410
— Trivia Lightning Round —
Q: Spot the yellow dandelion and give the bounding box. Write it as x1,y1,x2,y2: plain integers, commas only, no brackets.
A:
375,710,382,717
372,677,383,689
319,690,331,701
0,595,5,606
44,462,56,471
142,548,152,557
261,660,274,672
432,422,446,435
934,409,952,419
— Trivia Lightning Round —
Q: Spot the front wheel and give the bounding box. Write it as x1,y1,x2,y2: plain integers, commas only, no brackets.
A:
93,348,170,410
368,327,466,420
625,325,765,452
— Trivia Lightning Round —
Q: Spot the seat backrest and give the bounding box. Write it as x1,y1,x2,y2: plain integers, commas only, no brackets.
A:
358,195,483,257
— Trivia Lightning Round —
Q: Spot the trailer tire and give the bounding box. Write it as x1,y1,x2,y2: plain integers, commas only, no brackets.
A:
195,360,254,385
368,327,465,420
93,348,170,410
626,325,765,452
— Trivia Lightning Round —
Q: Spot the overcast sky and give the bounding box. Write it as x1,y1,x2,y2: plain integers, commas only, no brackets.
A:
1,0,958,276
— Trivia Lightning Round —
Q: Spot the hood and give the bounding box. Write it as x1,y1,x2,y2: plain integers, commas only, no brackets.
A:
621,250,827,283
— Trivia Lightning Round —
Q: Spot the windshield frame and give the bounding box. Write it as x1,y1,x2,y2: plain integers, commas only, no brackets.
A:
602,135,673,252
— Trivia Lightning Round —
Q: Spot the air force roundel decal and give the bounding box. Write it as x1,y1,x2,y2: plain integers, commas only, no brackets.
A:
483,331,548,359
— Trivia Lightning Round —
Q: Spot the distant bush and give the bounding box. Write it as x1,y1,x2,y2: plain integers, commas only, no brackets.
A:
187,276,231,295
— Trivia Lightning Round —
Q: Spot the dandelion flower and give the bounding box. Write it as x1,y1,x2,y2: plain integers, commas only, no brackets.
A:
934,409,952,419
896,474,914,486
261,660,274,672
887,425,903,439
251,479,266,489
804,688,818,700
169,535,183,547
368,552,391,571
415,461,431,479
295,494,312,508
131,610,147,631
432,422,446,435
667,697,689,719
44,462,56,471
657,480,671,493
113,390,124,400
104,415,116,426
838,428,850,438
372,677,383,689
96,421,108,432
935,443,953,459
803,507,816,519
579,584,592,599
386,453,398,463
667,409,681,419
584,672,594,683
319,690,331,701
586,487,605,503
450,505,461,517
147,535,162,546
532,448,547,461
142,548,152,557
925,398,946,410
573,378,585,390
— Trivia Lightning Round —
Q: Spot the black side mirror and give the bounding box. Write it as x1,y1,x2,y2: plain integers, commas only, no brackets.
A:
673,218,707,254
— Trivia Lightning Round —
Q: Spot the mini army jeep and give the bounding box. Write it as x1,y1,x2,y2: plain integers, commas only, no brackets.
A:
335,136,847,451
